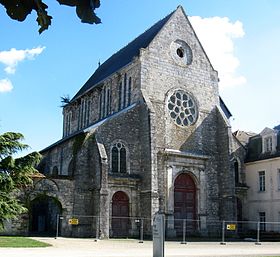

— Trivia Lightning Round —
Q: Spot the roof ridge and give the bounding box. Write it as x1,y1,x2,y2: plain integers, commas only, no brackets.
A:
70,8,175,102
115,9,175,54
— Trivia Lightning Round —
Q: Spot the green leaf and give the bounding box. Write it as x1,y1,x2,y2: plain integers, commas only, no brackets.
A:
0,131,41,229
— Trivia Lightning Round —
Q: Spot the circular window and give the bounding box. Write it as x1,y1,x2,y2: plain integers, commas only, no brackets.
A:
167,90,198,127
176,47,184,58
170,40,193,66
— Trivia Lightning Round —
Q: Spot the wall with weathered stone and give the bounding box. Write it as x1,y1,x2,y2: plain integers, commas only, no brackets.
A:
62,60,141,137
138,7,235,227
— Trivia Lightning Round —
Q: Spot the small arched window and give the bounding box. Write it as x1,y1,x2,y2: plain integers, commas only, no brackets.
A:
128,77,132,106
52,166,59,176
123,73,127,108
118,82,122,111
111,142,127,173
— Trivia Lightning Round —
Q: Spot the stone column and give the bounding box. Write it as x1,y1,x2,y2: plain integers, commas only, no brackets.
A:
99,188,110,238
99,148,110,238
166,165,176,237
97,141,110,239
198,169,207,235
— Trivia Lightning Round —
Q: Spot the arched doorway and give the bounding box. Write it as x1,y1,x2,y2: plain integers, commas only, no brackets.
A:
174,173,196,234
111,191,129,237
29,195,62,236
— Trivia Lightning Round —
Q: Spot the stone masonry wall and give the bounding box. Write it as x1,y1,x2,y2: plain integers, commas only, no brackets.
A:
63,60,141,137
139,7,234,223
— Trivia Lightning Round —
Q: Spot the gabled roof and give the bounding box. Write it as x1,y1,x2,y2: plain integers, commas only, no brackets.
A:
245,126,280,163
71,10,175,102
260,127,275,136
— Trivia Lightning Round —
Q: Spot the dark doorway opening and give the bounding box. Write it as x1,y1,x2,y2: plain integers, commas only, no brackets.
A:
29,195,62,236
111,191,129,237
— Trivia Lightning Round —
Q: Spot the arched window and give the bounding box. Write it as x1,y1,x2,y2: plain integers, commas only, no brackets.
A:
128,77,132,106
52,166,59,176
64,111,72,137
68,159,74,177
118,82,122,111
102,87,106,118
77,104,81,130
111,142,127,173
106,87,111,116
86,99,91,126
123,73,127,108
99,91,102,119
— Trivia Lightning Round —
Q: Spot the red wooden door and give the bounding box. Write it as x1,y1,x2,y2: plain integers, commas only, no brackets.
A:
174,173,196,233
112,191,129,237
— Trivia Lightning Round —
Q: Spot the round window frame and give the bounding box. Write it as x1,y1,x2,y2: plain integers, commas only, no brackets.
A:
166,89,198,128
170,39,193,67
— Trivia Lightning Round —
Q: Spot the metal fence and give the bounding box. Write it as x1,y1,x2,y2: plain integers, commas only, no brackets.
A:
55,215,280,244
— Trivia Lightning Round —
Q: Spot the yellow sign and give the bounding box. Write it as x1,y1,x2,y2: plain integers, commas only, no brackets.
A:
226,224,236,231
68,218,79,225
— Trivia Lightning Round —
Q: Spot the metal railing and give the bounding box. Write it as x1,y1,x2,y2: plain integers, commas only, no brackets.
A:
54,215,280,244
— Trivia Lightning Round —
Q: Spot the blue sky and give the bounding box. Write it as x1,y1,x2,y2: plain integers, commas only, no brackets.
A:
0,0,279,154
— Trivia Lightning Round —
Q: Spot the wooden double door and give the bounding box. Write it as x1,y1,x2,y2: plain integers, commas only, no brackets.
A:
174,173,197,234
111,191,129,237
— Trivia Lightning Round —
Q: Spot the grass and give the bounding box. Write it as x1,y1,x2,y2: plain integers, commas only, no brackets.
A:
0,236,51,247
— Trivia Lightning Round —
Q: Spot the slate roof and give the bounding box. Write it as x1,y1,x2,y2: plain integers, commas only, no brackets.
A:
219,97,232,118
274,124,280,131
245,128,280,163
71,10,175,102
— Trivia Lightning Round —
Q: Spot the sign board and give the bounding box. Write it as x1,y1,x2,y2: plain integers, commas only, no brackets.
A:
153,213,165,257
226,224,236,231
68,218,79,225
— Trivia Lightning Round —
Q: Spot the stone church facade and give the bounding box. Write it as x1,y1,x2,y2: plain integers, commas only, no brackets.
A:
7,6,248,238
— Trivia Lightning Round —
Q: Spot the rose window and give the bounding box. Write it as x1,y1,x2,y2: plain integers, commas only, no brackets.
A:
167,90,198,127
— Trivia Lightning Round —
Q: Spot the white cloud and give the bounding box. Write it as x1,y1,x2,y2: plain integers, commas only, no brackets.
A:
0,78,13,93
189,16,246,88
0,46,45,74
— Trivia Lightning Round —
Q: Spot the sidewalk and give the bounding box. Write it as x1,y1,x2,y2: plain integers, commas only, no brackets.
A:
1,237,280,257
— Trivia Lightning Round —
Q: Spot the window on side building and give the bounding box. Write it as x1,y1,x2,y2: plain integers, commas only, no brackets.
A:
264,136,272,152
259,171,265,192
259,212,266,231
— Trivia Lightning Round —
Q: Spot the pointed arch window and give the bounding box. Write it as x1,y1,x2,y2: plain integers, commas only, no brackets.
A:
123,73,127,108
64,111,72,137
111,142,127,173
128,77,132,106
118,82,122,111
99,86,111,119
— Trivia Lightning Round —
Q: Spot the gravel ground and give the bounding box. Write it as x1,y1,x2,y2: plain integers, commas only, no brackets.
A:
1,237,280,257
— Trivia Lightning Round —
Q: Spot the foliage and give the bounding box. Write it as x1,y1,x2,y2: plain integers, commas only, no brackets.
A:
72,133,86,157
0,236,51,247
0,132,41,230
0,0,101,34
60,95,70,107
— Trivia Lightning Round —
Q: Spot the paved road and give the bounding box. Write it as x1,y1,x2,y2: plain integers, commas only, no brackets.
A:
1,238,280,257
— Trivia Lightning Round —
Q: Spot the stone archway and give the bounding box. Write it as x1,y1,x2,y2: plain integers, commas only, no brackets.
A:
111,191,129,237
29,195,62,236
174,173,197,234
